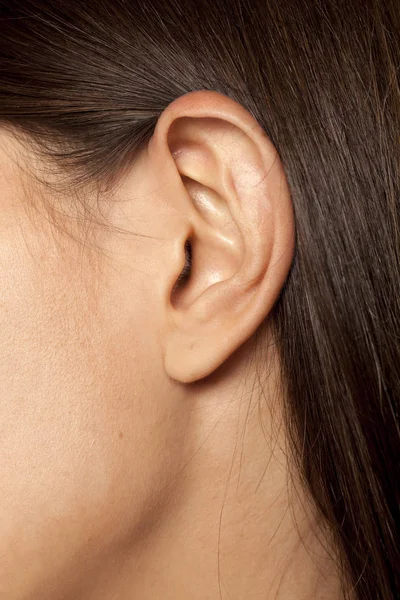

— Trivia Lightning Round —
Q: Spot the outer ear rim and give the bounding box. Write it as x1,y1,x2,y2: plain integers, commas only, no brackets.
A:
149,90,273,160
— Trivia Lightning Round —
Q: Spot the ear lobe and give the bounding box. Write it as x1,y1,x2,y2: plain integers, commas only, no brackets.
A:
149,91,295,384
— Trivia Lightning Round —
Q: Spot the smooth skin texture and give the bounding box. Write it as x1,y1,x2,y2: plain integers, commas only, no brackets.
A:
0,91,342,599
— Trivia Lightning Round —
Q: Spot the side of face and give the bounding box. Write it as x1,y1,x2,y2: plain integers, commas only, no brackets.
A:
0,132,193,597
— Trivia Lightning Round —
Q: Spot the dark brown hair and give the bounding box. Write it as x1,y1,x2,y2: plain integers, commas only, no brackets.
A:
1,1,399,598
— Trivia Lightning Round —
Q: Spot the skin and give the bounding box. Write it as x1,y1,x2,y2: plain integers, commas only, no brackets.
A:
0,91,342,599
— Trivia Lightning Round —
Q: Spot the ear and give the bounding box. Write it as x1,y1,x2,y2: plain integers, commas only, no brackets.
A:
148,90,295,384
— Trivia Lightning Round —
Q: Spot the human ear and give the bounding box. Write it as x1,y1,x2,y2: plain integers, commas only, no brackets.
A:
147,90,295,384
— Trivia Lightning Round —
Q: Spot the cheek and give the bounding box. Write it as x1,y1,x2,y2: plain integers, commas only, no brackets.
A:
0,232,186,592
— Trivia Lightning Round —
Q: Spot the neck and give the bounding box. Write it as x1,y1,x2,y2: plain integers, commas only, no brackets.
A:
78,340,342,599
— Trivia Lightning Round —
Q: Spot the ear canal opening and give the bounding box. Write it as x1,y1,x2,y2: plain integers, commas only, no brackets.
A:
172,238,192,294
